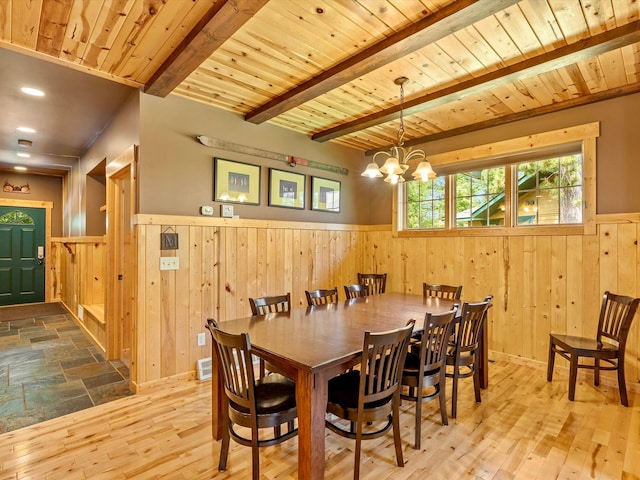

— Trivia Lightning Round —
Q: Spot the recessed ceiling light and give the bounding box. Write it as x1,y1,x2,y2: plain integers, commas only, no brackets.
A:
16,152,30,158
14,166,27,171
17,126,36,133
21,87,44,97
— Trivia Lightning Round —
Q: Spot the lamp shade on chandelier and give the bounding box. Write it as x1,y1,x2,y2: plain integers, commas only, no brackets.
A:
361,77,436,184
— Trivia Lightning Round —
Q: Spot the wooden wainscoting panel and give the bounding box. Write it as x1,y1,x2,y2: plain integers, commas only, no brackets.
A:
51,216,640,389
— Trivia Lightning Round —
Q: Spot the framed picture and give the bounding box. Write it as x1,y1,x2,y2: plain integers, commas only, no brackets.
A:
311,176,341,213
268,168,305,209
214,157,260,205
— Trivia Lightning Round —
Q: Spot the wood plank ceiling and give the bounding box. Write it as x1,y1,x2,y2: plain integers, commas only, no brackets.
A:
1,0,639,154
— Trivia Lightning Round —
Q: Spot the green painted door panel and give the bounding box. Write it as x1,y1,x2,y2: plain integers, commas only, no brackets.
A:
0,206,45,305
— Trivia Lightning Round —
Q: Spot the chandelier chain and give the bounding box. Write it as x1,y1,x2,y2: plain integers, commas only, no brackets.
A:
397,81,405,147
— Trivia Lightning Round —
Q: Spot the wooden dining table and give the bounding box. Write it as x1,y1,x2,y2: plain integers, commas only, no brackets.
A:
210,292,489,480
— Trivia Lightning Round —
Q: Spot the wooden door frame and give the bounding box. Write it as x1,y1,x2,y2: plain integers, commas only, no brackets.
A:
0,199,53,302
105,145,138,375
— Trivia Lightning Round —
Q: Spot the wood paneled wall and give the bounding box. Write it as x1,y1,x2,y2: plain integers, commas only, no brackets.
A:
51,215,640,392
49,237,106,350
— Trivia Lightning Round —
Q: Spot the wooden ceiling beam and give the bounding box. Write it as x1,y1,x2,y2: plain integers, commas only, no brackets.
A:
365,82,640,156
144,0,270,97
244,0,521,124
314,20,640,143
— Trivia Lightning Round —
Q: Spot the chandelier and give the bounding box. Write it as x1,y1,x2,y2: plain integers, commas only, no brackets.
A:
361,77,436,184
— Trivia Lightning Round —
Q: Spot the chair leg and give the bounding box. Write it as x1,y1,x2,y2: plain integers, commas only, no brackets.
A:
594,358,600,386
451,366,459,418
392,398,404,467
617,358,629,407
473,363,482,403
251,426,260,480
568,355,578,401
218,420,230,471
354,419,363,480
438,376,448,426
414,384,423,449
547,340,556,381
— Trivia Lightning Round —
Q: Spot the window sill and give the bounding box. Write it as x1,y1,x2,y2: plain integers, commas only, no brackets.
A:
396,224,586,238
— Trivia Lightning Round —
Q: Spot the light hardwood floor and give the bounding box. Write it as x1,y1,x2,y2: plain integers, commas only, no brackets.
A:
0,357,638,479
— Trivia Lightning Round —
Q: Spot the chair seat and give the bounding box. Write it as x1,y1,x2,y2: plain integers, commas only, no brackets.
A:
550,334,618,356
328,370,392,409
230,374,296,414
402,352,441,377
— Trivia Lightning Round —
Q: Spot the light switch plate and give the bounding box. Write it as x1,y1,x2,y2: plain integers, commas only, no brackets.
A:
160,257,179,270
221,205,234,218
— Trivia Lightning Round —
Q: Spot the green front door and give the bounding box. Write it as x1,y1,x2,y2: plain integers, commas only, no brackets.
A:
0,207,46,305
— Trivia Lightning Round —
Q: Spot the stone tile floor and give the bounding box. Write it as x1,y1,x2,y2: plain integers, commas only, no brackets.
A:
0,303,132,433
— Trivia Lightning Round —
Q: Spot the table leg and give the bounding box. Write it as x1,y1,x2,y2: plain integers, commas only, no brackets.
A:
296,369,328,480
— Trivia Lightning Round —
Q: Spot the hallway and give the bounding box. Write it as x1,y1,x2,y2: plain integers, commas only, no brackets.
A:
0,303,132,433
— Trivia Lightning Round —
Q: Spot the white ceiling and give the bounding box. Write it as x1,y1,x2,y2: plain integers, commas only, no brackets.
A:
0,48,135,176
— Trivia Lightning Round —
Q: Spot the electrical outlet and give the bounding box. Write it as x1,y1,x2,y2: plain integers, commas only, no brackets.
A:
197,332,206,347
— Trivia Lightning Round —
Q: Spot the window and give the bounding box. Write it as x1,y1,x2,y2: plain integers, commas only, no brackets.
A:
396,123,597,236
0,211,35,224
405,155,582,231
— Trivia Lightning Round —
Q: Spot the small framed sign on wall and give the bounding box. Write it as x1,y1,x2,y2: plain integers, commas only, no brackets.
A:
311,176,340,213
213,157,261,205
268,168,305,209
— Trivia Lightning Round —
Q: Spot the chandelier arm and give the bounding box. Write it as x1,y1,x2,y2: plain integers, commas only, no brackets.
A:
373,150,391,163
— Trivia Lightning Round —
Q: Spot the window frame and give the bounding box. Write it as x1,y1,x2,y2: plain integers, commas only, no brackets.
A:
394,123,598,237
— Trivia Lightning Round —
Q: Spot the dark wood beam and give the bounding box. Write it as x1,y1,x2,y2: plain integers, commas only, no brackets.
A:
244,0,521,124
365,82,640,156
315,20,640,143
144,0,269,97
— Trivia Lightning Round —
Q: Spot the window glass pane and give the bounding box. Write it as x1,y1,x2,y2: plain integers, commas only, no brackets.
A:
454,167,505,228
0,211,35,224
516,154,582,226
405,177,445,230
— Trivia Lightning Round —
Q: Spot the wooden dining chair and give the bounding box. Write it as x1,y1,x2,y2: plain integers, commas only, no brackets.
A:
445,296,492,418
249,293,291,377
401,306,458,449
357,273,387,295
344,284,369,299
423,282,462,300
325,320,414,480
204,319,298,480
305,287,338,306
547,291,640,406
249,293,291,315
